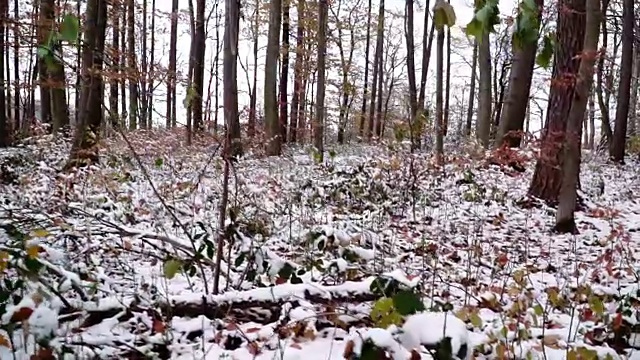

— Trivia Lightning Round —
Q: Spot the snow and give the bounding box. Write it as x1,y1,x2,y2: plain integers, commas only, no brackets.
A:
1,134,640,359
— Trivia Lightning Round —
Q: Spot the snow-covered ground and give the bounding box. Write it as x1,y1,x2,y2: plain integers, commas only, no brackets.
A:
0,130,639,359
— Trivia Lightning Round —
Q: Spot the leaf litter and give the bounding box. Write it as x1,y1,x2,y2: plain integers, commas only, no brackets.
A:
0,131,639,359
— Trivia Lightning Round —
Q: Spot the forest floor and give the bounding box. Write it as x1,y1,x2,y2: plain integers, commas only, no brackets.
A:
1,130,640,360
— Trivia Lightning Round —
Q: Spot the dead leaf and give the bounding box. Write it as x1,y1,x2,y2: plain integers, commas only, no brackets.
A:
343,340,355,358
10,307,34,323
247,341,261,355
0,334,10,349
30,347,55,360
152,319,166,333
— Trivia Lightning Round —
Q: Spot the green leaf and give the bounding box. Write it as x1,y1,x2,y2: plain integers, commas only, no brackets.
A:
59,14,80,43
536,33,555,69
588,295,605,316
392,290,425,315
433,0,457,30
37,46,50,59
469,312,483,328
370,298,403,328
465,0,500,41
234,253,245,267
278,263,294,280
533,304,544,316
163,259,182,279
435,337,454,360
155,157,164,167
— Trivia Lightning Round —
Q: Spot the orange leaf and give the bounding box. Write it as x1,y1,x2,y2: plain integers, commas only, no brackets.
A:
246,327,261,333
10,307,34,323
152,319,166,333
0,334,11,349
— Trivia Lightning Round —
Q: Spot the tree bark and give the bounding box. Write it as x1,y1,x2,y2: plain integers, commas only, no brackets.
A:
556,0,600,233
609,0,633,162
0,0,7,147
265,0,282,155
224,0,243,157
495,0,542,148
529,0,586,203
289,0,304,142
167,0,178,128
314,0,328,160
357,0,372,137
476,30,492,147
127,0,139,130
192,0,206,133
68,0,107,166
279,0,290,142
465,41,477,136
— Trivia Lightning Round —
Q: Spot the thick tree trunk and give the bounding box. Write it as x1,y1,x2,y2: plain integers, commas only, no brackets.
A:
609,0,633,162
279,0,290,142
435,26,444,164
110,3,120,130
68,0,107,165
476,31,492,147
314,0,328,160
289,0,304,142
225,0,243,157
0,0,7,147
264,0,282,155
367,0,384,139
529,0,586,203
192,0,206,133
127,0,139,130
495,0,542,148
556,0,600,233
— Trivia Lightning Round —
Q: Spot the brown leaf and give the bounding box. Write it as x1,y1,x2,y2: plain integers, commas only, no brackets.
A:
152,319,166,334
30,348,55,360
246,327,261,333
343,340,355,359
247,341,261,355
10,307,34,323
0,334,11,349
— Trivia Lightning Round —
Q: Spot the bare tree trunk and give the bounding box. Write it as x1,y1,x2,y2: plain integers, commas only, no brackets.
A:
629,35,639,137
147,0,156,128
435,22,445,165
314,0,328,160
595,0,612,147
495,0,542,148
0,0,7,146
36,1,51,127
225,0,243,157
279,0,290,142
41,0,69,134
476,31,492,147
367,0,384,139
609,0,633,162
192,0,206,133
110,2,120,130
127,0,139,130
265,0,282,155
140,0,148,128
443,14,451,137
289,0,303,142
465,41,477,136
404,0,418,149
68,0,107,166
556,0,600,233
166,0,178,128
588,90,595,148
248,4,259,138
357,0,372,137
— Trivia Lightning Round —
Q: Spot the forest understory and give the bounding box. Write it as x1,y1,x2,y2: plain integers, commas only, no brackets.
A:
0,130,638,360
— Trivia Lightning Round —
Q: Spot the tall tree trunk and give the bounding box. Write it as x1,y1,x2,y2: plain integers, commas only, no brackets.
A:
374,33,384,138
12,0,19,134
36,1,51,127
529,0,586,202
186,0,196,144
127,0,139,130
120,8,126,127
41,0,68,134
289,0,304,142
476,30,492,147
140,0,148,128
147,0,156,128
68,0,107,165
167,0,178,128
192,0,206,133
609,0,633,162
435,22,445,165
404,0,418,149
225,0,243,157
358,0,372,136
265,0,282,155
248,4,259,138
465,41,477,136
314,0,328,160
588,89,595,148
417,0,434,111
367,0,384,139
0,0,7,147
495,0,542,148
595,0,612,147
443,15,451,137
556,0,600,233
279,0,290,142
110,2,120,130
630,31,640,137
